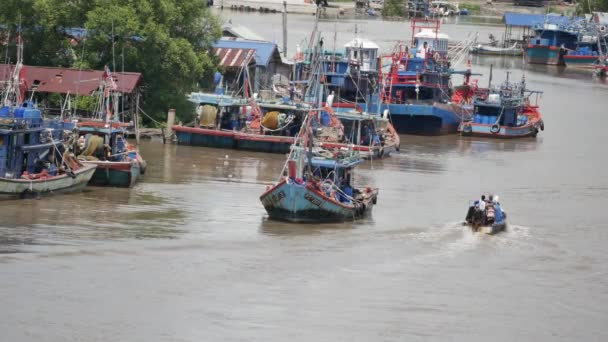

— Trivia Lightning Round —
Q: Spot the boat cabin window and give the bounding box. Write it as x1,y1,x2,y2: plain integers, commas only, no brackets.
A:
475,105,502,116
312,165,350,187
393,87,435,102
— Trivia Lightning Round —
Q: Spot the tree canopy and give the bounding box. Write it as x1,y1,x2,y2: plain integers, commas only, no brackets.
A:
0,0,221,124
576,0,608,14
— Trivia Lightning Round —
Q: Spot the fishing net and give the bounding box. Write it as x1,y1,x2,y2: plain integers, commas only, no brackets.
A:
261,111,279,130
78,134,104,160
199,105,217,128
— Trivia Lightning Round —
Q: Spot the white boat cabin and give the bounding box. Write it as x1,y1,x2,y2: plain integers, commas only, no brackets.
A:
413,29,450,54
344,37,380,72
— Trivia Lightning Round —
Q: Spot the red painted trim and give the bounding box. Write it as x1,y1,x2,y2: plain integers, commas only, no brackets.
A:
172,125,235,138
306,183,355,209
260,179,287,199
12,164,94,183
526,45,561,51
564,55,598,60
82,161,132,171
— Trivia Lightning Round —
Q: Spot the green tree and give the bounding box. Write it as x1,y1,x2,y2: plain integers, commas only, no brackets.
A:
576,0,608,14
382,0,406,17
0,0,221,124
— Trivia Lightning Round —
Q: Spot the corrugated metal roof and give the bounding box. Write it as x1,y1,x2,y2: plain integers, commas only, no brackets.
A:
502,13,576,28
0,64,141,95
213,47,255,69
213,38,278,67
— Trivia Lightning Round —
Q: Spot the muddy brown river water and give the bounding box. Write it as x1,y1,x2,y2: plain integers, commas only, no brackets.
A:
1,12,607,342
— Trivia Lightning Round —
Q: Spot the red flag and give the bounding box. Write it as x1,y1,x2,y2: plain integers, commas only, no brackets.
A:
18,65,27,103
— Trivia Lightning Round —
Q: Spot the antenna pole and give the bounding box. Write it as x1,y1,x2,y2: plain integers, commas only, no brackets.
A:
282,1,287,57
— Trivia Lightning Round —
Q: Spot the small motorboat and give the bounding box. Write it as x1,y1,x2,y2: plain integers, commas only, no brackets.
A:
470,42,523,56
464,197,507,234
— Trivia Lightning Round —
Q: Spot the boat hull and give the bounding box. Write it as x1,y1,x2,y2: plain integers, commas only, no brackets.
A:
564,55,598,68
83,160,141,187
383,103,467,135
173,126,236,149
260,179,377,223
468,222,507,235
173,125,295,154
234,133,294,154
525,45,563,65
458,120,543,139
471,46,522,56
0,164,96,200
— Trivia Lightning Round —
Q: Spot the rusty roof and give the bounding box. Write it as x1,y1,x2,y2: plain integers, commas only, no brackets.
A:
212,47,255,69
0,64,142,95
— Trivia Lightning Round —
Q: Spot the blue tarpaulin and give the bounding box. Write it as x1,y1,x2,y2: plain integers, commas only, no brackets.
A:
502,12,579,28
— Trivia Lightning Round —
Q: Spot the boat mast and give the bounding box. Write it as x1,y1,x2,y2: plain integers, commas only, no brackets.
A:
488,64,493,89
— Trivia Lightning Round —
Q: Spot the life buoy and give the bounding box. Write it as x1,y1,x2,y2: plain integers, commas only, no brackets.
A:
600,26,607,33
490,124,500,134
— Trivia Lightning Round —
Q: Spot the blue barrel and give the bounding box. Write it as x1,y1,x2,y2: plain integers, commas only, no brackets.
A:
23,109,41,119
320,111,330,126
128,151,137,160
0,106,9,118
13,107,25,118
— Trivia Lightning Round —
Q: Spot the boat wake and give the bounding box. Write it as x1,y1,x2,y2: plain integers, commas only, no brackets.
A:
405,222,535,264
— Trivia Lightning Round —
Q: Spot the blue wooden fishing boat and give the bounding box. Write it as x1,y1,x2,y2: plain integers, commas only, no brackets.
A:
260,114,378,223
295,37,380,103
70,67,146,188
73,120,145,187
458,72,545,139
317,110,400,159
172,92,306,154
0,59,95,199
525,16,589,66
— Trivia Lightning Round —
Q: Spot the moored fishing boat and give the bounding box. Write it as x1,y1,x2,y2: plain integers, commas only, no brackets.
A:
458,72,544,139
317,109,400,159
359,19,469,135
260,114,378,223
70,67,146,187
525,16,593,66
0,42,96,199
73,120,145,187
172,92,308,154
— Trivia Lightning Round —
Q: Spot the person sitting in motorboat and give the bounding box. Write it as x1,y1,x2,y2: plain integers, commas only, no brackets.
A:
466,194,486,224
492,195,506,222
339,171,353,203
